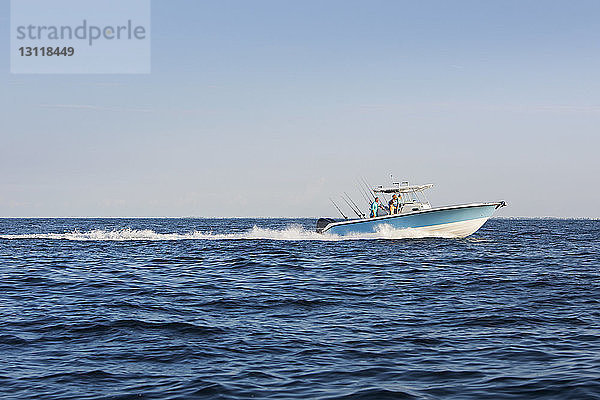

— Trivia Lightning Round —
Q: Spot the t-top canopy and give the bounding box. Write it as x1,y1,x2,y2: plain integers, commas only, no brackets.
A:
373,184,434,194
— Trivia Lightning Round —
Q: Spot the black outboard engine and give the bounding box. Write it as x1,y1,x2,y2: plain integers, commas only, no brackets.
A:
316,218,336,233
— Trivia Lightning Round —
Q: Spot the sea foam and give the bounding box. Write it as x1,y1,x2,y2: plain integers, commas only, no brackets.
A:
0,224,459,241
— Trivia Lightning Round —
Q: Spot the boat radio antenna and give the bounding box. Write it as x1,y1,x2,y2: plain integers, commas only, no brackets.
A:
329,198,347,219
341,194,363,218
344,192,365,218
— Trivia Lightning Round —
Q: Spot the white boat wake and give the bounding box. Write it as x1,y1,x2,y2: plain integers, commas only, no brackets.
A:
0,224,460,241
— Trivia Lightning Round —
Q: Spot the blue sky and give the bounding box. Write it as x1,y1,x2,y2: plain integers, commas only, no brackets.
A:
1,0,599,217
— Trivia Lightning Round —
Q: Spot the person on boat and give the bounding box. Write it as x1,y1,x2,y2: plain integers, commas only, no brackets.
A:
370,197,381,218
388,194,399,215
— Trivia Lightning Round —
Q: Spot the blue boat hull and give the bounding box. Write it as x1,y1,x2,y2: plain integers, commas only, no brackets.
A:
321,203,503,238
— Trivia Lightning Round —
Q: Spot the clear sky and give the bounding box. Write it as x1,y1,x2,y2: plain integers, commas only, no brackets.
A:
1,0,599,217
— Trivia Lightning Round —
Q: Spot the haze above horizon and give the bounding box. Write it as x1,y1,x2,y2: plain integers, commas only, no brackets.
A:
2,1,599,218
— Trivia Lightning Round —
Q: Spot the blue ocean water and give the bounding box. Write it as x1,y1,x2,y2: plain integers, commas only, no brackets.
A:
0,218,599,399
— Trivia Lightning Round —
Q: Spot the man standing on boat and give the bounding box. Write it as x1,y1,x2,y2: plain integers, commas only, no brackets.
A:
389,194,400,215
370,197,382,218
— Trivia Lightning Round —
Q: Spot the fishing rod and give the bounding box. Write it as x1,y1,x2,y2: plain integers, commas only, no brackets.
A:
363,176,392,216
364,176,388,204
329,197,347,219
344,192,365,218
359,177,377,218
359,177,380,217
341,195,362,218
356,179,372,206
360,177,376,200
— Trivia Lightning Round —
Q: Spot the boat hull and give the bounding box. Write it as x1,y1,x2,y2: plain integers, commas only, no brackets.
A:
320,203,503,238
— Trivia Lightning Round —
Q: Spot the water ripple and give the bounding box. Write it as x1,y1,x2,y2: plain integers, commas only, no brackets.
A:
0,218,599,399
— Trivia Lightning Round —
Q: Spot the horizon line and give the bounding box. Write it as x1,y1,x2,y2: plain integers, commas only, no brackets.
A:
0,216,598,220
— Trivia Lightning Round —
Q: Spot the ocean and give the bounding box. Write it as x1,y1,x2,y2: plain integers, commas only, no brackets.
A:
1,218,599,399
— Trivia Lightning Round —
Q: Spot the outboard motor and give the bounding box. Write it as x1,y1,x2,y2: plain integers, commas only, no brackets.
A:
316,218,335,233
